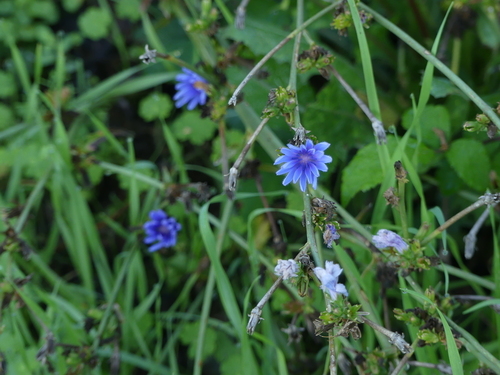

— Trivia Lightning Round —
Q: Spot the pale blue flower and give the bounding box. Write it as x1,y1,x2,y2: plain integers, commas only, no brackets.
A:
274,139,332,192
313,261,348,300
372,229,408,253
274,259,299,280
174,68,208,110
143,209,181,252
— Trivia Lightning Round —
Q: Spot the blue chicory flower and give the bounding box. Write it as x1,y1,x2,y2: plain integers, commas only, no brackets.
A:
372,229,408,253
313,261,348,300
274,259,299,280
274,139,332,192
143,209,182,252
323,224,340,248
173,68,208,110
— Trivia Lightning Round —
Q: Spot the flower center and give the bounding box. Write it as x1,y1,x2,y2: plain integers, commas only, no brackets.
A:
193,81,208,91
299,152,313,164
158,225,170,234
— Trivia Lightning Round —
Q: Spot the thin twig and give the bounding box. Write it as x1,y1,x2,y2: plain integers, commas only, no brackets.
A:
228,1,342,105
407,361,452,375
358,316,413,354
228,118,269,191
422,193,500,245
389,351,413,375
328,66,386,144
235,0,251,29
247,246,310,334
463,207,490,259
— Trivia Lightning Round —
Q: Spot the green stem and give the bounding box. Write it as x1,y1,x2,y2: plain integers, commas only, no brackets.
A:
91,247,137,352
360,2,500,130
193,199,234,375
398,179,409,238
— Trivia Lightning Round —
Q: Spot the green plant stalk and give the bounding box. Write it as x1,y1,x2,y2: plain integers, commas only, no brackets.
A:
398,179,409,238
14,169,50,233
193,199,234,375
360,2,500,130
213,0,233,24
91,247,137,352
345,0,381,120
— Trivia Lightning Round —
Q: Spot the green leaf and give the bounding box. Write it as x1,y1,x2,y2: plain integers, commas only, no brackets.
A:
62,0,84,12
0,71,16,98
0,103,15,129
138,93,173,122
116,0,141,21
341,142,383,205
430,77,465,99
446,139,490,192
477,9,500,50
211,129,246,164
402,105,450,149
78,6,112,40
171,111,218,145
220,14,299,62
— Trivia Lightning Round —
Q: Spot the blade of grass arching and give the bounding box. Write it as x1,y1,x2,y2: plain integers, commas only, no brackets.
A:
65,174,113,297
6,38,31,93
67,66,143,111
345,0,380,120
161,119,189,184
87,112,128,158
14,169,50,233
127,138,140,226
54,38,66,107
359,3,500,130
96,348,171,373
103,72,178,99
91,247,137,352
445,317,500,373
491,208,500,359
346,0,392,186
404,289,463,375
196,196,245,375
438,264,494,291
34,44,43,87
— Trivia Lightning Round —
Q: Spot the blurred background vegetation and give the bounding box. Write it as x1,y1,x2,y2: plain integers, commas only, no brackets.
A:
0,0,499,374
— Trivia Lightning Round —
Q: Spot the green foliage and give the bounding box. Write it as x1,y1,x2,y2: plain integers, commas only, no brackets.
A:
172,111,218,145
446,138,491,191
78,7,112,40
138,92,174,121
1,0,500,374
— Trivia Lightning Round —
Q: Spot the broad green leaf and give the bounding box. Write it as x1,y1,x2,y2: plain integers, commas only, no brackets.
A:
220,14,301,62
138,93,173,122
27,0,59,23
446,139,490,192
62,0,84,12
402,105,450,149
430,77,465,99
116,0,141,21
78,7,112,40
171,111,218,145
477,9,500,50
341,142,383,205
